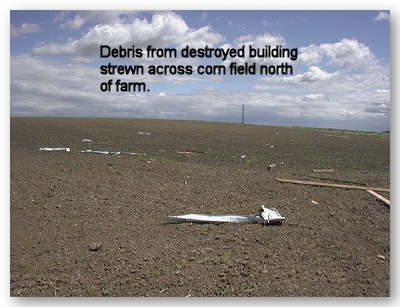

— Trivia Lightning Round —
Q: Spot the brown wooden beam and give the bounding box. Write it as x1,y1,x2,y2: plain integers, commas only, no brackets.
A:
276,177,390,192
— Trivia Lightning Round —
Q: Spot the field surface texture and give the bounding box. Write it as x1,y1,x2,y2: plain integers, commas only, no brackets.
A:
10,118,390,297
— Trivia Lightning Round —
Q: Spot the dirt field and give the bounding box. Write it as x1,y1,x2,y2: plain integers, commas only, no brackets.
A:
10,117,390,297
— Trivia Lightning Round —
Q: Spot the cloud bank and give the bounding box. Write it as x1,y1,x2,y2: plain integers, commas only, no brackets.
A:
11,10,390,132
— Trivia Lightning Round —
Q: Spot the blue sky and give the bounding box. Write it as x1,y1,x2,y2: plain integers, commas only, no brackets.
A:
10,9,391,131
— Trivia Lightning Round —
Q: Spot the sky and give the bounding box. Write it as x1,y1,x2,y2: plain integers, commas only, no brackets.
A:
10,9,390,131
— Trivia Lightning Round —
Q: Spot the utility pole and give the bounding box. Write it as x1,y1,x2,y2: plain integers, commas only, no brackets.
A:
242,104,244,124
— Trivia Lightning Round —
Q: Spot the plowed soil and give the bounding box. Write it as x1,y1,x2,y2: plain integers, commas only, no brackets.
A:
10,117,390,297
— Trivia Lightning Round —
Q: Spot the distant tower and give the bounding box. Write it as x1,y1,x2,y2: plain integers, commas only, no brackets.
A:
242,104,244,124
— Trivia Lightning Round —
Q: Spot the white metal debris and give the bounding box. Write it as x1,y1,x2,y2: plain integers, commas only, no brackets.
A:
81,149,146,156
137,132,151,135
82,139,92,142
39,147,71,152
166,205,285,224
81,149,111,154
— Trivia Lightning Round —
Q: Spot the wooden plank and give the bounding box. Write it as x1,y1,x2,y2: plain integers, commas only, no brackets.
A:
366,190,390,206
276,177,390,192
287,172,366,186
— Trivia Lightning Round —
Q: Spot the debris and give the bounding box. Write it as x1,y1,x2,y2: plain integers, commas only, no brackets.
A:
88,242,102,252
276,177,390,192
240,155,246,159
82,139,92,142
166,205,285,224
120,151,146,156
311,200,319,205
81,149,110,154
377,255,386,260
39,147,71,152
287,172,366,186
313,169,335,172
177,150,206,154
366,190,390,206
81,149,146,156
137,132,151,135
267,164,276,170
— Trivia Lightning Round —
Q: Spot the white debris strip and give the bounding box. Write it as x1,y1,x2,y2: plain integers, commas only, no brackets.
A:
82,139,92,142
166,205,285,224
81,149,146,156
39,148,71,152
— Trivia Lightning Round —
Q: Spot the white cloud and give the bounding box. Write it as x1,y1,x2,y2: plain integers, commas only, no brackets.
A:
280,66,337,84
10,11,390,132
234,33,286,48
302,93,324,101
10,55,390,131
320,39,377,69
60,14,86,30
32,11,223,57
374,11,390,21
57,11,135,30
11,23,41,38
299,39,378,70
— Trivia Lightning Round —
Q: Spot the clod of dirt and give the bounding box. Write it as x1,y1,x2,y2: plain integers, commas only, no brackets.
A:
88,243,102,252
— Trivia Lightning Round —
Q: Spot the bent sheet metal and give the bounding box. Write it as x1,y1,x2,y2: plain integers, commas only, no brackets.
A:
166,205,285,224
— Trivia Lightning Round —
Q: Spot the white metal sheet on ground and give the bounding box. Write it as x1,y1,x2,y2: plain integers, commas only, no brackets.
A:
166,206,285,224
166,214,263,223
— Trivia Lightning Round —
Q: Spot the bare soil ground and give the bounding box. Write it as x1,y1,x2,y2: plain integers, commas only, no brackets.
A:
10,117,390,297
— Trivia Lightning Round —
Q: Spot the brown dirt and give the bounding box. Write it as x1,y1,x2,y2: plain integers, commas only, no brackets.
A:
10,117,390,297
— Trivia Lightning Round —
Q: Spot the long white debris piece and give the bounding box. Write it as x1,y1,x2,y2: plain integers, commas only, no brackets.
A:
81,149,146,156
39,147,71,152
166,205,285,224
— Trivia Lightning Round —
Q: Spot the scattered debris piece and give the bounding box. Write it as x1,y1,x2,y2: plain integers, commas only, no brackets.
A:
81,149,146,156
177,150,206,154
81,149,110,154
276,177,390,192
311,200,319,205
240,155,246,159
313,169,335,172
82,139,92,142
287,172,366,186
366,190,390,206
120,151,146,156
88,242,102,252
166,205,285,224
377,255,386,260
39,147,71,152
137,132,151,135
267,164,276,170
